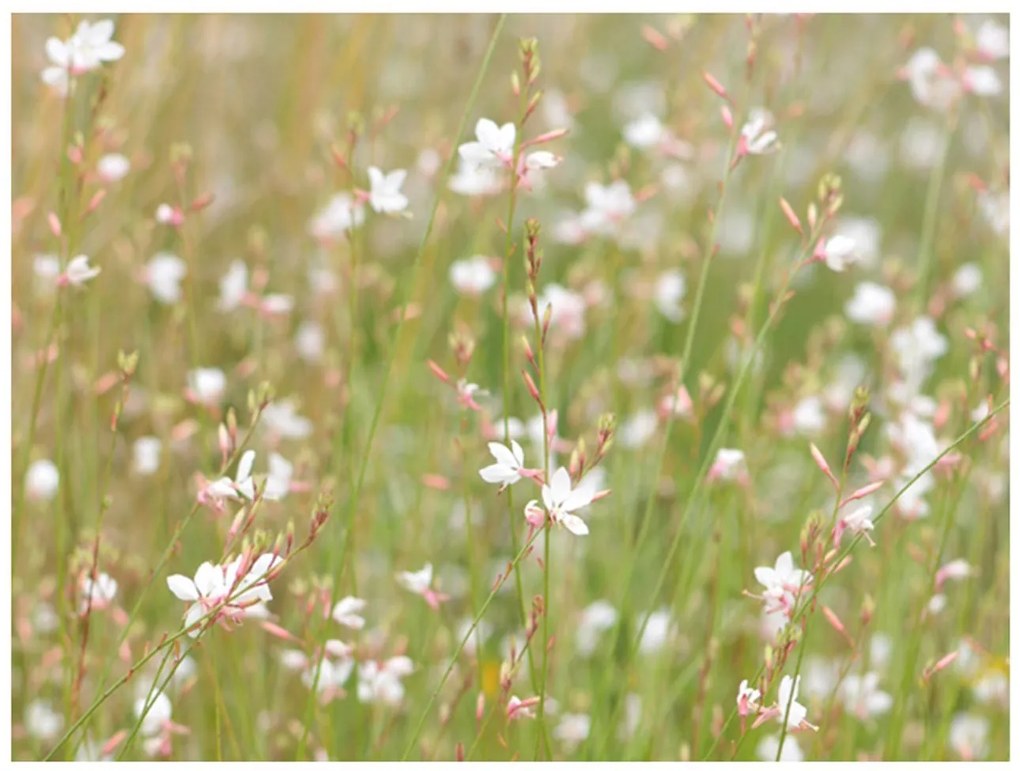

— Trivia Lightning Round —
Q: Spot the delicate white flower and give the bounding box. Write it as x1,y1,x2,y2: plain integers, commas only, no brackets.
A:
449,255,497,295
96,152,130,182
977,189,1008,235
756,734,803,762
42,19,125,94
259,293,293,316
903,48,960,110
963,65,1002,96
890,317,947,393
62,254,101,286
205,449,258,502
737,679,762,716
791,396,826,436
262,400,313,439
949,713,989,760
186,367,226,407
755,552,812,596
972,671,1008,706
479,440,526,489
80,571,118,612
26,459,60,501
845,282,896,326
817,234,859,272
975,20,1009,60
653,269,686,322
264,452,293,500
575,600,618,656
507,695,540,721
739,109,779,155
367,166,409,214
302,653,355,696
396,563,434,595
25,700,64,740
218,260,249,311
951,263,982,297
580,180,636,235
840,672,892,719
155,203,183,226
839,503,876,545
623,113,665,149
536,467,596,536
332,596,367,630
145,252,187,305
620,410,658,449
449,159,502,197
709,448,746,482
458,118,515,170
33,254,61,287
309,193,365,241
357,656,413,705
135,691,172,738
553,713,590,751
295,321,325,362
132,436,162,476
534,283,587,340
524,151,560,170
638,609,674,654
775,675,809,732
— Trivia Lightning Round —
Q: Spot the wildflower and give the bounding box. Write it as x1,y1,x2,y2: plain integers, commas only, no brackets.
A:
579,180,636,235
25,700,64,740
357,656,414,705
638,608,674,654
737,679,762,717
531,467,597,536
309,193,365,241
835,503,876,547
949,713,989,760
449,159,502,197
845,282,896,326
653,269,686,322
217,260,249,311
450,256,497,295
458,118,515,170
79,571,118,613
815,234,859,272
295,321,325,362
840,672,892,719
396,563,449,610
756,734,804,762
708,448,747,483
135,691,189,758
758,675,814,733
262,452,293,500
25,459,59,501
619,410,658,449
155,203,185,227
262,400,313,440
478,440,527,489
623,113,665,149
366,166,409,213
972,672,1008,707
132,436,162,476
59,255,101,287
282,642,355,702
534,283,587,340
738,109,779,156
951,263,983,297
507,695,541,721
935,558,973,590
890,316,947,393
975,20,1009,61
166,552,282,637
575,600,619,657
331,596,367,630
96,152,130,182
203,449,258,504
185,367,226,407
145,252,187,305
902,48,960,110
754,551,812,622
42,19,125,95
553,713,591,751
791,396,826,436
962,66,1002,96
523,150,560,171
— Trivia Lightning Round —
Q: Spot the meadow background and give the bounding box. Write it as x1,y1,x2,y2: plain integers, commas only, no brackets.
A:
10,13,1010,761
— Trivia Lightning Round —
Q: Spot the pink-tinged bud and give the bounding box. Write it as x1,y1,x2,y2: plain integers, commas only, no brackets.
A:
821,605,853,646
721,105,734,129
641,24,669,51
526,128,569,147
839,481,884,508
702,70,730,101
103,730,128,756
68,144,84,164
522,370,542,405
524,500,546,529
546,409,558,443
93,370,120,395
171,418,200,443
923,650,959,681
779,197,803,235
421,473,451,490
86,189,107,214
475,693,485,722
261,621,300,643
48,211,62,237
809,443,840,490
190,191,215,212
427,359,450,383
455,743,465,762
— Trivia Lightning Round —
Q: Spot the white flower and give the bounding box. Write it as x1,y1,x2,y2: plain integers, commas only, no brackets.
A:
791,396,826,436
42,19,124,94
575,600,618,657
776,675,809,732
845,282,896,326
134,692,172,738
756,734,803,762
536,467,596,536
890,317,947,392
840,503,876,541
145,252,187,305
963,65,1002,96
331,596,367,630
217,260,249,311
449,256,497,295
367,167,409,214
80,571,118,612
740,109,779,155
357,656,413,705
396,563,434,595
62,254,101,286
295,321,325,362
132,436,162,476
709,448,746,482
186,367,226,406
309,193,365,241
818,234,859,272
302,653,355,695
262,400,313,440
972,672,1008,706
951,263,982,297
205,449,258,502
755,552,812,595
654,269,686,322
904,48,960,110
448,159,502,197
479,440,526,488
975,20,1009,60
33,254,61,287
737,679,762,714
840,672,892,719
25,459,59,501
553,713,590,751
623,113,665,149
25,700,64,740
535,283,587,340
977,190,1008,235
264,452,293,500
580,180,636,235
638,609,674,654
949,713,989,760
619,410,658,449
97,152,130,182
458,118,515,169
166,552,281,637
524,150,560,171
